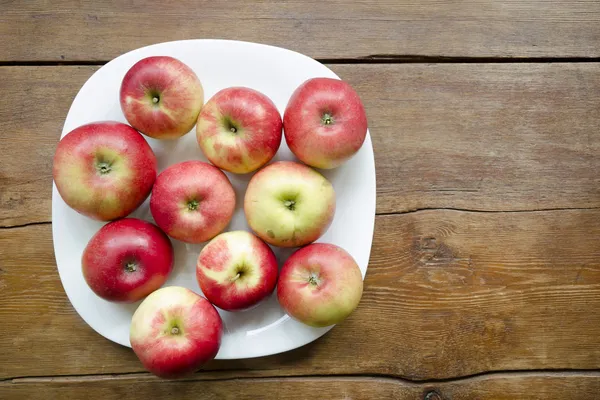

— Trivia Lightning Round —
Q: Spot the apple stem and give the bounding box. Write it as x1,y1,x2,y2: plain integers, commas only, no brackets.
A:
152,96,159,104
96,162,112,175
321,113,334,125
125,262,137,272
171,326,179,335
187,200,199,211
283,200,296,210
308,273,320,286
230,127,237,133
232,272,241,282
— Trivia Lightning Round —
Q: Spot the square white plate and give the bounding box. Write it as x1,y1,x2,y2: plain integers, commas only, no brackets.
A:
52,39,376,359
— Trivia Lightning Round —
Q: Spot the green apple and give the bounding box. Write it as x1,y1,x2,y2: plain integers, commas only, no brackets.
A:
244,161,335,247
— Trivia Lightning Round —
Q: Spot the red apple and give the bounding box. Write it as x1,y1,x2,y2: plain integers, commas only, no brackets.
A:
244,161,335,247
120,56,204,139
82,218,173,302
196,230,278,311
150,161,235,243
283,77,368,169
53,121,157,221
196,87,282,174
277,243,363,327
130,286,223,379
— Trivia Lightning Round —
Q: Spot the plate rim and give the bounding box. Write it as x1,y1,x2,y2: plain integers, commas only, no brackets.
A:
51,38,376,360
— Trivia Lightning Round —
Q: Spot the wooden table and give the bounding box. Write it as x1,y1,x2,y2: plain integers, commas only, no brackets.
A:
1,1,599,399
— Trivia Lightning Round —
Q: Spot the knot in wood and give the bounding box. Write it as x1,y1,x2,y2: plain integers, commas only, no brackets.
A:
424,391,443,400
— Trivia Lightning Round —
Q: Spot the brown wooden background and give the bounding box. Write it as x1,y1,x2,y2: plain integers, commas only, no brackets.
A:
1,1,600,399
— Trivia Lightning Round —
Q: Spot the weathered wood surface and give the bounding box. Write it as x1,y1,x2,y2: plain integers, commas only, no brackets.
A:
1,2,600,395
1,1,600,61
2,209,599,379
1,63,599,227
2,373,600,400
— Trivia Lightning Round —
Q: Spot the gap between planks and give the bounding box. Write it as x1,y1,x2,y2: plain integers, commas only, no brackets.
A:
2,56,600,67
2,206,600,229
3,369,600,385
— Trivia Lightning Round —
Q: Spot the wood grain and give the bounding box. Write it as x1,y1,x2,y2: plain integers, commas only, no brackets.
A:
2,373,600,400
1,63,599,226
2,209,599,379
1,1,600,61
356,63,600,214
0,66,96,227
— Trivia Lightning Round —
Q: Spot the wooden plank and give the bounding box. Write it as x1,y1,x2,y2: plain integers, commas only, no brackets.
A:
0,66,96,227
1,373,600,400
366,63,600,214
1,209,600,379
1,63,599,226
1,1,600,61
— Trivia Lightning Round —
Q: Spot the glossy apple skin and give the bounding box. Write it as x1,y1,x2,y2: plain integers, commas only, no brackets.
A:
81,218,174,302
150,161,235,243
244,161,335,247
283,77,367,169
196,87,282,174
277,243,363,327
120,56,204,139
196,231,278,311
130,286,223,379
53,121,157,221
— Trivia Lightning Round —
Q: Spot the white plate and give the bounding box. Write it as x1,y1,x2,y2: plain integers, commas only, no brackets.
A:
52,39,376,360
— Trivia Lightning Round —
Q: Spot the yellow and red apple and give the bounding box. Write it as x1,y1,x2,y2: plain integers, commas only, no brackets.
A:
53,121,157,221
244,161,335,247
196,231,278,311
150,161,235,243
130,286,223,379
120,56,204,139
277,243,363,327
284,77,368,169
196,87,282,174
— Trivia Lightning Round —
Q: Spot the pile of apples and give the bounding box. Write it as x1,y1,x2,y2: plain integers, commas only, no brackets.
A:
53,56,368,379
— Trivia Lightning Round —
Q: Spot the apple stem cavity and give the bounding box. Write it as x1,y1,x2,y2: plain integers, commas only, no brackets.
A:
222,117,240,135
187,199,199,211
231,266,246,282
321,113,334,126
124,262,137,273
96,161,112,175
308,272,321,287
283,200,296,211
